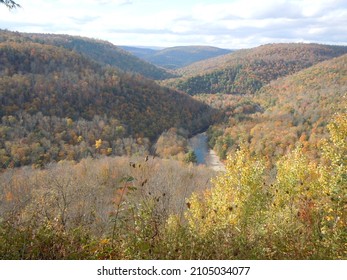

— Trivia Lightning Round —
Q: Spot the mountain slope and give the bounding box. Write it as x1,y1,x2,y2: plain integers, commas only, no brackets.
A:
121,45,233,69
206,53,347,162
0,29,174,80
119,46,158,60
0,37,214,167
166,43,347,95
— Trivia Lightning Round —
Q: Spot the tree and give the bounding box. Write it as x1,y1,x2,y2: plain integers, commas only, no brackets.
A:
0,0,20,9
185,146,266,236
185,150,197,164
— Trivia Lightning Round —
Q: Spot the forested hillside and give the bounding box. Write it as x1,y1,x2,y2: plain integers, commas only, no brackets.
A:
204,54,347,163
165,43,347,95
0,30,174,80
121,45,233,69
0,32,214,168
0,28,346,260
1,112,345,259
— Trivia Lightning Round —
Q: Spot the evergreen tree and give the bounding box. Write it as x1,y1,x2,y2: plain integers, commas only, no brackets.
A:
185,150,197,164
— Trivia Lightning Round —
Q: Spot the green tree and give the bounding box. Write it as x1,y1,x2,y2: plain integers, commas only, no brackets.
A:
185,150,197,164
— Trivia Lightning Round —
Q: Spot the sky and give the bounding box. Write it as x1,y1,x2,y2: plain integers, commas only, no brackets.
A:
1,0,347,49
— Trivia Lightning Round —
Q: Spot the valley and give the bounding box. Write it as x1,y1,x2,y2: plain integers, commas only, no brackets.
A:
120,45,233,69
0,29,346,260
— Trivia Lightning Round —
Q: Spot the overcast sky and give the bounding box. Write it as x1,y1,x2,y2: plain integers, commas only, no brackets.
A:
1,0,347,48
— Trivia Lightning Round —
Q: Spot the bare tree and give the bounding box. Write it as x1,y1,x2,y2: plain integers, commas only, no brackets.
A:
0,0,20,9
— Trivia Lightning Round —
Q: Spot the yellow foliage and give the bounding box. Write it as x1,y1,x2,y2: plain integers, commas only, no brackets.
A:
318,112,347,232
269,112,346,249
274,146,321,208
106,148,113,155
66,117,73,127
95,139,102,149
184,113,346,257
185,146,266,236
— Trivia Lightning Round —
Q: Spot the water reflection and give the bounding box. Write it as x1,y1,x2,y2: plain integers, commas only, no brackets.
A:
188,132,208,164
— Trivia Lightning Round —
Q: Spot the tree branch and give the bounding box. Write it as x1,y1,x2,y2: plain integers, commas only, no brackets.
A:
1,0,20,9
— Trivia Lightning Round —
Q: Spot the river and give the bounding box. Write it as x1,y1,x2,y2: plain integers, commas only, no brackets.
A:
188,132,226,172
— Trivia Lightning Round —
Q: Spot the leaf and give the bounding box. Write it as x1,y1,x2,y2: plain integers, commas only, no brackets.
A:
119,176,135,183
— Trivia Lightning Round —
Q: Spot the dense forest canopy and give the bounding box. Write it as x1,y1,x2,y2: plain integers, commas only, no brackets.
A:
0,30,215,168
203,54,347,164
0,30,174,80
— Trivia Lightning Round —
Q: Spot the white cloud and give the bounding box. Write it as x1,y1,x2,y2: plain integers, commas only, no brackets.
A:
0,0,346,48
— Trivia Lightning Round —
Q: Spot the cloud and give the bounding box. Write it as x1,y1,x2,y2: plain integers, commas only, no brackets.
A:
91,0,133,6
182,0,347,47
63,0,133,6
69,15,100,25
0,0,346,48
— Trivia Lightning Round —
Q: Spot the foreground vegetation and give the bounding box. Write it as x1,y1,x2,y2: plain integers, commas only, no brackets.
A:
0,113,345,259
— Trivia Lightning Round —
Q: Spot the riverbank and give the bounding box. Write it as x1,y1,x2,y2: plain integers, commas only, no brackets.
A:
188,132,226,172
205,149,226,172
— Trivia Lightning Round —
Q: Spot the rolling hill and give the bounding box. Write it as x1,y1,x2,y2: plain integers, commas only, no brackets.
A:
120,45,233,69
165,43,347,95
206,53,347,162
118,46,158,60
0,29,174,80
0,33,215,168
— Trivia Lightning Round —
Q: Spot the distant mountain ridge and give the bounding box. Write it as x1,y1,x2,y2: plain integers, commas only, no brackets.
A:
165,43,347,95
120,45,233,69
0,29,174,80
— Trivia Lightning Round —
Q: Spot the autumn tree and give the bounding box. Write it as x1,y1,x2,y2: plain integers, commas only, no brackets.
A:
185,145,266,237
